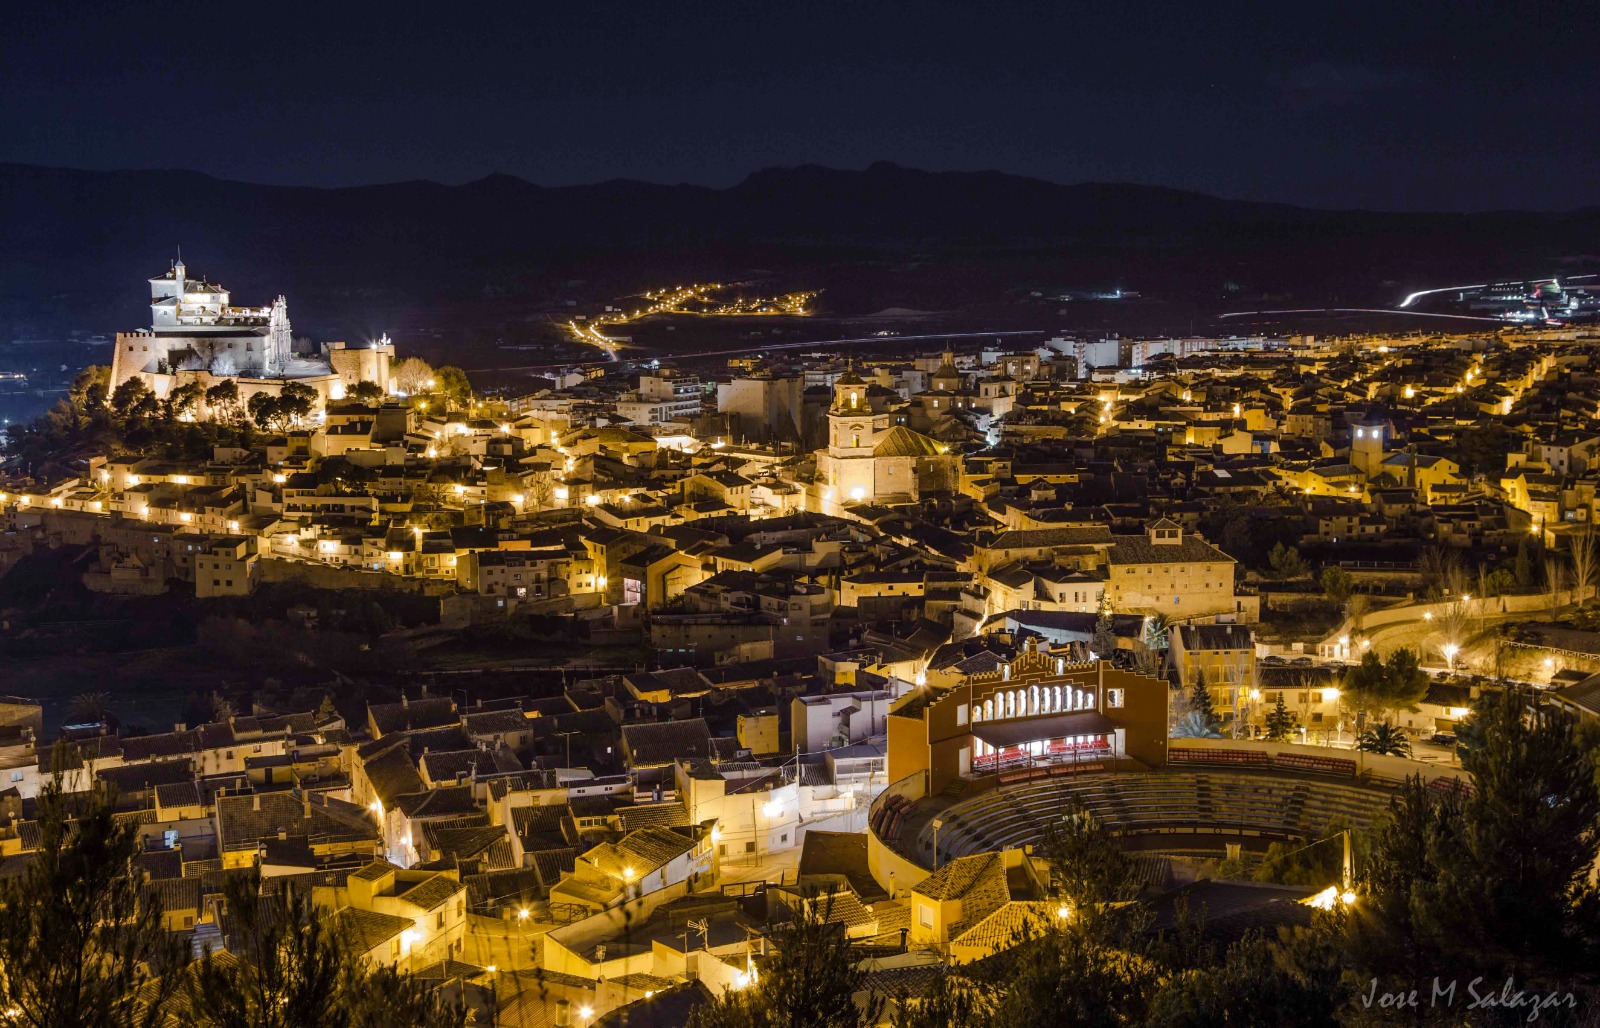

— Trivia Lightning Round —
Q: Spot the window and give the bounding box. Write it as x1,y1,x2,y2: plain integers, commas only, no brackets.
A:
437,912,444,929
956,703,968,726
745,842,756,853
1106,688,1125,709
919,903,934,928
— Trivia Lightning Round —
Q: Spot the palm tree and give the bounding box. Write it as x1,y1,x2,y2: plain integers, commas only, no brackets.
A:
1356,721,1412,757
1142,613,1172,651
1171,711,1223,739
66,691,110,727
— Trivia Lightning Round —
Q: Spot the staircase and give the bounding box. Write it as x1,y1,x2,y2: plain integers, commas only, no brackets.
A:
1284,784,1310,834
942,777,974,801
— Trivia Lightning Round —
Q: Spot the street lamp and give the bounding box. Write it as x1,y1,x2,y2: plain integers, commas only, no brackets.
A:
1442,643,1459,674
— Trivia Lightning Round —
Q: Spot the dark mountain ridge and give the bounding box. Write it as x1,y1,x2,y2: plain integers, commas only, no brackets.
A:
3,160,1596,342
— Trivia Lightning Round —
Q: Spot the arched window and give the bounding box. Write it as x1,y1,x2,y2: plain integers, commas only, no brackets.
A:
1053,685,1063,711
1029,685,1039,714
983,698,993,721
1072,688,1083,710
1005,692,1015,718
1002,664,1012,681
1056,657,1066,674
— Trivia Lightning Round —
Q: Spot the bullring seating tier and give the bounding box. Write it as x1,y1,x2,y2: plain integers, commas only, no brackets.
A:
914,769,1396,863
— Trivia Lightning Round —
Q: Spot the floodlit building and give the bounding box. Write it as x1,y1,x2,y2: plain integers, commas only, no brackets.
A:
109,259,396,416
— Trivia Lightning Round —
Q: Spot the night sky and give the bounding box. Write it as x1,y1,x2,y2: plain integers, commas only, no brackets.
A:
5,0,1597,211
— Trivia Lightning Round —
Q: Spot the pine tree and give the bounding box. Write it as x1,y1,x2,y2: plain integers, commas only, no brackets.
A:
1268,542,1306,580
892,973,994,1028
1347,776,1461,1002
0,763,187,1027
987,922,1162,1028
1514,535,1538,589
1264,695,1298,742
1044,801,1138,914
1147,930,1341,1027
186,869,465,1028
1090,609,1117,660
1432,689,1600,981
1188,669,1221,733
688,893,884,1028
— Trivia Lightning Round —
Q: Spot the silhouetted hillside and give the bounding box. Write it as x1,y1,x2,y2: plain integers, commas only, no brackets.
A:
3,160,1597,342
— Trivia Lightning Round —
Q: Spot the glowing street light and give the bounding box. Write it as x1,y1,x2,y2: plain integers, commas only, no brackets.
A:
1441,643,1460,673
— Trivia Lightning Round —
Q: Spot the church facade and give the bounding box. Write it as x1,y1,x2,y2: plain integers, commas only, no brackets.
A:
814,369,959,513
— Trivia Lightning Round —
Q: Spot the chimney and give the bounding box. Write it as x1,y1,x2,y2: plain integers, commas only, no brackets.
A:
252,794,261,812
554,1000,571,1027
401,695,409,710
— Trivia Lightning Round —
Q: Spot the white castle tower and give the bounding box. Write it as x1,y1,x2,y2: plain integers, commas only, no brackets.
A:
112,256,302,393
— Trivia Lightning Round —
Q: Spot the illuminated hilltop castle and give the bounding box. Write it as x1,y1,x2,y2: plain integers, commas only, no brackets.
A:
109,258,396,414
